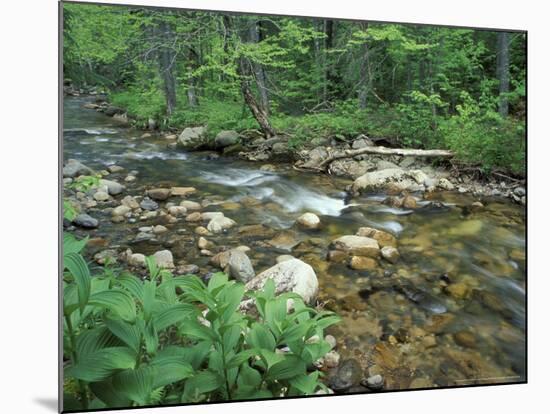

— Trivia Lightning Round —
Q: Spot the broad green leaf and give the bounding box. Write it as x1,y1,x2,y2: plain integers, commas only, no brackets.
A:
183,370,224,401
116,274,144,302
237,363,262,388
153,343,210,370
153,303,196,331
149,357,194,388
75,326,123,358
226,349,258,369
89,378,131,408
105,319,141,353
143,320,159,355
289,371,321,395
63,233,88,256
222,325,242,352
247,323,276,350
142,280,156,322
207,272,228,292
89,289,136,322
64,252,90,313
112,366,155,406
179,318,220,342
67,347,136,382
265,355,306,381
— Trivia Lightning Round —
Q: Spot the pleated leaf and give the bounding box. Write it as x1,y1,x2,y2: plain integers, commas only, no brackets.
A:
64,252,91,313
112,366,155,406
89,289,136,322
149,356,194,388
265,355,306,381
66,347,136,382
116,274,144,302
105,319,142,353
153,303,196,331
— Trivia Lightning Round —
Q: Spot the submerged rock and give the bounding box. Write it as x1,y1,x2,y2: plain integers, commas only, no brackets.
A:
73,213,98,229
329,359,363,392
245,258,319,305
140,197,158,211
99,179,125,196
356,227,396,248
380,246,400,264
331,235,380,258
147,188,171,201
207,215,236,233
296,212,321,229
63,159,93,178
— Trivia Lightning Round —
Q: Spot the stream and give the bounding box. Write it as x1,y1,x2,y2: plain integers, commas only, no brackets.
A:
64,96,526,391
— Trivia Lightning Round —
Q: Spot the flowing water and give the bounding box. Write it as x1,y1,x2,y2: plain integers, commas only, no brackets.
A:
64,96,526,390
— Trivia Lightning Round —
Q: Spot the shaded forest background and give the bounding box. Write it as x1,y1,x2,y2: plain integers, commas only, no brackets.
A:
63,3,526,175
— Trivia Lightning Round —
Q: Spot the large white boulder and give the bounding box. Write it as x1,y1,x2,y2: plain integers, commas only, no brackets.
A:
245,258,319,305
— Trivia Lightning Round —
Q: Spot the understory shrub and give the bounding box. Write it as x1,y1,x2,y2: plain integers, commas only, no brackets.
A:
63,234,340,411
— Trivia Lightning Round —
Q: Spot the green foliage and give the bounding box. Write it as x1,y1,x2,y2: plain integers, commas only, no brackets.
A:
440,92,526,174
63,234,340,409
70,174,102,193
63,4,526,176
63,198,78,221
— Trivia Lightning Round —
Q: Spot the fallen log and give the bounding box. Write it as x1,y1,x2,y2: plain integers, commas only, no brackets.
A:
317,145,454,169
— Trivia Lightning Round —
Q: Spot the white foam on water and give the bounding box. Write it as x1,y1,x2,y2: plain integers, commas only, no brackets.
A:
126,151,188,160
370,206,414,215
201,168,278,187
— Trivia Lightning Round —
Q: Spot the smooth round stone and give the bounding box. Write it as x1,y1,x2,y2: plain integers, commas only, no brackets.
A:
365,374,384,390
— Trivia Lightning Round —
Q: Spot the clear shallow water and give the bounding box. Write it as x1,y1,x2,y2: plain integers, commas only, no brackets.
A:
64,96,526,390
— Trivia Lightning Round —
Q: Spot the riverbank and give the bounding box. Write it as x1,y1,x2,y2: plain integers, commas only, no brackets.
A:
64,85,526,206
63,93,526,393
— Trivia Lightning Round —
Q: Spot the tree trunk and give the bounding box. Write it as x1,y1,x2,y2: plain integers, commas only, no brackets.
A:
157,20,177,116
249,21,270,115
187,47,199,107
227,16,276,137
496,32,510,117
358,23,370,110
323,19,334,102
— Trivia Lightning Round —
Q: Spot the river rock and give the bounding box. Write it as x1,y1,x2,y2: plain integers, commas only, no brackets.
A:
246,258,319,305
112,205,131,217
323,350,341,369
402,195,417,209
328,159,369,179
125,175,136,182
514,186,526,197
207,216,236,233
171,187,196,197
276,255,295,263
445,282,470,300
438,178,455,191
168,206,187,217
223,249,255,283
197,237,212,250
176,264,199,275
380,246,400,264
453,331,477,348
377,160,399,170
152,250,174,269
364,374,384,390
350,256,378,270
147,188,171,201
214,130,240,148
73,213,99,229
268,231,300,251
201,212,225,221
153,225,168,234
296,212,321,229
327,250,348,263
352,168,428,193
128,253,146,268
186,212,202,222
93,191,109,202
180,200,201,210
329,359,363,392
99,179,125,195
356,227,397,248
140,197,158,211
449,220,483,236
63,159,93,178
94,249,118,265
121,195,139,209
107,165,124,173
352,137,373,149
331,235,380,258
177,126,206,149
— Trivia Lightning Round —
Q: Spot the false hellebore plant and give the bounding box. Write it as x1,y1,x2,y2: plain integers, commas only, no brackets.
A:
62,233,340,410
